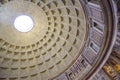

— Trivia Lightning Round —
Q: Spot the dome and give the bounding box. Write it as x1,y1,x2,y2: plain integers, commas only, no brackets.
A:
0,0,119,80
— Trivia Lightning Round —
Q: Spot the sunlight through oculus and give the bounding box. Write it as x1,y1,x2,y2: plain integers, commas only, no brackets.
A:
14,15,34,32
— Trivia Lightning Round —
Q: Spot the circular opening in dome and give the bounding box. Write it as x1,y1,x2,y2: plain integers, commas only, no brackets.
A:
14,15,34,32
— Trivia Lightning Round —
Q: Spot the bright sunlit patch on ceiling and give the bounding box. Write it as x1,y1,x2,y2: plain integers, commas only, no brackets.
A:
14,15,34,32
